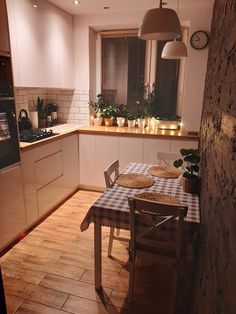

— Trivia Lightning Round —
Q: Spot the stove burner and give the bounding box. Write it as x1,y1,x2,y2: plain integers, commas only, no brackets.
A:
19,129,57,143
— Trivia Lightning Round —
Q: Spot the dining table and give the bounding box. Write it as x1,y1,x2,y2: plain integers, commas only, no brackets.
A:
80,162,200,290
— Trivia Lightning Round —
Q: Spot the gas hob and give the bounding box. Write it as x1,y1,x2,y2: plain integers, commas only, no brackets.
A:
19,129,58,143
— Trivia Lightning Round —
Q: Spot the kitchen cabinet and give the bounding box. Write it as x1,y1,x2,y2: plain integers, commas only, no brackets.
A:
119,136,144,172
79,134,96,187
0,0,10,55
95,135,119,187
21,134,79,226
143,138,171,165
0,164,26,251
170,139,198,152
6,0,74,88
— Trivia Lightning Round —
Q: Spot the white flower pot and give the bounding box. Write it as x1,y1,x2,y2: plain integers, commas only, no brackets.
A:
137,118,146,128
93,117,103,126
117,117,125,127
128,120,136,128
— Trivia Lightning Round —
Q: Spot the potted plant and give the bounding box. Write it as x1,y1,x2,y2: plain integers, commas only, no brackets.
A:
89,94,107,126
136,101,147,128
115,104,127,127
101,104,117,126
126,111,136,128
173,148,200,194
156,114,181,130
46,103,58,125
35,97,47,128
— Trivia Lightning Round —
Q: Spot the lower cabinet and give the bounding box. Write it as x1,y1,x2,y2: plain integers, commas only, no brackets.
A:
79,133,199,189
0,164,26,251
21,134,79,227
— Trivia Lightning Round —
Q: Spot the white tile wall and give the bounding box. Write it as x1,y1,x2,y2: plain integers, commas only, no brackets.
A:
14,87,90,126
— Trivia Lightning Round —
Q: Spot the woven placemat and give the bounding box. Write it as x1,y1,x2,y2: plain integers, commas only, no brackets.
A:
147,165,181,179
115,173,154,189
134,192,180,205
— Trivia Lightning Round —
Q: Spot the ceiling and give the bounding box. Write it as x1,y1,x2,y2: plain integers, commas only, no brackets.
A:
48,0,214,16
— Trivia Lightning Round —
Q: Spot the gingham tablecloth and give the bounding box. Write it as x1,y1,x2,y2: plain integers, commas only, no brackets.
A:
80,162,200,232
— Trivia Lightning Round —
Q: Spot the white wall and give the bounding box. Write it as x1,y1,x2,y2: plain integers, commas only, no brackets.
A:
74,3,213,131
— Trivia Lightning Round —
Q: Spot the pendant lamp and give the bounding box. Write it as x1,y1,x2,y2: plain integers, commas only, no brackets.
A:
161,0,188,59
138,0,181,40
161,39,188,59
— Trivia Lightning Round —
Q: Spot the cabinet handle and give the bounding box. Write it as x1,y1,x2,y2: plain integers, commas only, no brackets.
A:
0,162,21,174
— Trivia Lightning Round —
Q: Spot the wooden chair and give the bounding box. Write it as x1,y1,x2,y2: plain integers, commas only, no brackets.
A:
127,195,188,312
104,160,129,257
157,151,181,167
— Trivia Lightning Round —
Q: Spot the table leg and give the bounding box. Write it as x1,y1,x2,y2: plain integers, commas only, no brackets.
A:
94,221,102,290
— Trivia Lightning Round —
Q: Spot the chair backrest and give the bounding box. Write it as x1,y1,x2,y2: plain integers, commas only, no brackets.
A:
104,160,119,188
157,152,181,167
128,196,188,261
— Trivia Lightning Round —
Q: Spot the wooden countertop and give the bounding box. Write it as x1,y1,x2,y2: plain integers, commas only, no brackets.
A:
20,125,199,152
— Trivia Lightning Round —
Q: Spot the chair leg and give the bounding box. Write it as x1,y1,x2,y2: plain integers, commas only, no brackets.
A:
115,228,120,237
127,253,136,303
170,263,179,314
107,227,115,257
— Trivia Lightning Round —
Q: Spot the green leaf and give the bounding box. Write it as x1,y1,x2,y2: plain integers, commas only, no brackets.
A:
173,159,183,168
191,165,199,172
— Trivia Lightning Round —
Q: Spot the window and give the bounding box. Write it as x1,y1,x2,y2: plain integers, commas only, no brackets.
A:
99,28,188,117
101,33,146,111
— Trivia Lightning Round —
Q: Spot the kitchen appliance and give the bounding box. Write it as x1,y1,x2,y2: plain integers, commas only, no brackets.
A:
0,56,13,97
18,109,32,131
19,128,57,143
0,99,20,169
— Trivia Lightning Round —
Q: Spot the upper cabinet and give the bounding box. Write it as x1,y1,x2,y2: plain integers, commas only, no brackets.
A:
6,0,74,89
0,0,10,55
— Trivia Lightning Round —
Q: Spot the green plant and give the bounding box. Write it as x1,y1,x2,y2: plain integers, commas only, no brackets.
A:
101,104,117,118
125,111,136,121
35,97,46,119
45,103,58,115
114,104,127,118
89,94,107,117
173,149,200,179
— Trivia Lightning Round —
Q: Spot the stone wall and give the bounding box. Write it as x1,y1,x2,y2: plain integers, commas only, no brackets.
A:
14,88,89,126
192,1,236,313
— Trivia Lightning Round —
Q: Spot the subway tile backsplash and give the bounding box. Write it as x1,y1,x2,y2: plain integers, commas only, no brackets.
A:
14,87,90,126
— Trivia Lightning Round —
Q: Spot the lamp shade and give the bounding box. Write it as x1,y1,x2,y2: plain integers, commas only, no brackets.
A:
161,41,188,59
138,8,181,40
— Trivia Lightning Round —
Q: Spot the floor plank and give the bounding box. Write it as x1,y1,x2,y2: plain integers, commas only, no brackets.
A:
0,190,191,314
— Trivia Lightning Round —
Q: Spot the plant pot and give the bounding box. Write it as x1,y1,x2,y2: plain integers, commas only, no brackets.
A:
104,117,113,127
93,117,103,126
38,118,47,128
128,120,136,128
182,177,200,194
137,118,146,128
117,117,125,127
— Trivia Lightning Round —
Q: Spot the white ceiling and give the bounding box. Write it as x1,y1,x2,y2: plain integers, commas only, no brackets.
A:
48,0,214,16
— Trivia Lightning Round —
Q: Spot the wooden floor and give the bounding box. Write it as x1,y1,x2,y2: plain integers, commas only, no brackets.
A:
0,190,191,314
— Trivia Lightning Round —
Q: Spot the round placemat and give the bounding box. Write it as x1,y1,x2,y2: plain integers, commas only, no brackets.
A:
134,192,180,205
147,165,181,179
115,173,154,189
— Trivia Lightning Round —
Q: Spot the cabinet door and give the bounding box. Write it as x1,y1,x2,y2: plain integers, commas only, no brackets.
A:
170,139,199,152
95,135,119,187
56,134,79,196
0,164,26,251
0,0,10,54
119,136,144,172
143,138,171,165
79,134,96,186
21,150,38,226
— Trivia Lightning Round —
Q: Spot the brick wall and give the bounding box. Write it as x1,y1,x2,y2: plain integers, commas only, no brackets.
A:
14,88,89,126
192,1,236,313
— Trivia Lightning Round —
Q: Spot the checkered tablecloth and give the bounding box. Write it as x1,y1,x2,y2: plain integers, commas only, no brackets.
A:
80,162,200,232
